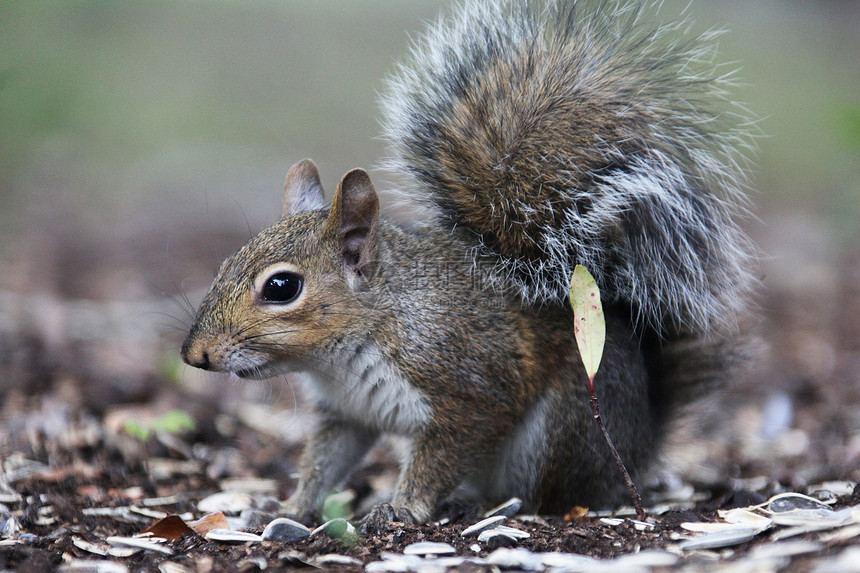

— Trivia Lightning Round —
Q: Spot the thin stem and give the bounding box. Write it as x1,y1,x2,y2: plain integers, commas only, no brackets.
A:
589,390,646,521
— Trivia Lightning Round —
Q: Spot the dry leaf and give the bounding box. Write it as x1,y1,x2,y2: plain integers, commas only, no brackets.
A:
564,506,590,521
141,515,195,541
188,512,230,537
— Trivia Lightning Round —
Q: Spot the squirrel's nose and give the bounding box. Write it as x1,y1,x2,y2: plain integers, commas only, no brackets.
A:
181,338,212,370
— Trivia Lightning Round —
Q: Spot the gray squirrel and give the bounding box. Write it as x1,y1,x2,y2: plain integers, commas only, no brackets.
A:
182,0,756,525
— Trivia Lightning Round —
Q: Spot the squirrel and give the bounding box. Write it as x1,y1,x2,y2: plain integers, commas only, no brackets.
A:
182,0,756,526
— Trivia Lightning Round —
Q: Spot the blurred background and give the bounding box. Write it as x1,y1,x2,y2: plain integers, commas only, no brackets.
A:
1,1,858,487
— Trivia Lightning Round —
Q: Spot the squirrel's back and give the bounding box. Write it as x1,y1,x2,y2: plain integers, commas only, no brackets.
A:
382,0,756,336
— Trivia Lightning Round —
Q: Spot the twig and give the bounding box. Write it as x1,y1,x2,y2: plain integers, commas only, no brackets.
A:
589,390,646,521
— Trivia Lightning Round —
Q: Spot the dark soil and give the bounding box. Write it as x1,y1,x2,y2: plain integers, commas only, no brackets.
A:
3,456,858,573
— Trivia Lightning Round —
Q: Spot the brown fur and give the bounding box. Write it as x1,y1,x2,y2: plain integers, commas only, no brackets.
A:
183,162,663,522
183,0,756,526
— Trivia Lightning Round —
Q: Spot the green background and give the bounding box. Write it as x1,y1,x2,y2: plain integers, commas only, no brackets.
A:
1,1,858,300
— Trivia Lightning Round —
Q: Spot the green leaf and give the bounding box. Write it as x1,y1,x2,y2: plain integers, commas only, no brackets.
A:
124,421,151,442
122,410,195,443
569,265,606,384
321,490,355,523
152,410,196,435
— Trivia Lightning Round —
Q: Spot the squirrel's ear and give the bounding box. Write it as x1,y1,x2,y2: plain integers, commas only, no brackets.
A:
327,168,379,277
282,159,326,217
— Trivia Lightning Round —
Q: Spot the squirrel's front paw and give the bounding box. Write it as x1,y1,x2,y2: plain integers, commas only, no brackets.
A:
360,502,417,535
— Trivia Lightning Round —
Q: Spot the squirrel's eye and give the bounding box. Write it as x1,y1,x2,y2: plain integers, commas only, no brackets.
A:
261,272,303,304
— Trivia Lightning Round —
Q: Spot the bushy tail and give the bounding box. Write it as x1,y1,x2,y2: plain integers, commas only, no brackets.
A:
381,0,756,336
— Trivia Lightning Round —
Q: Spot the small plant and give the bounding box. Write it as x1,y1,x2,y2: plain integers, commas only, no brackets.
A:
320,491,358,544
569,265,645,520
322,490,355,523
124,409,196,442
